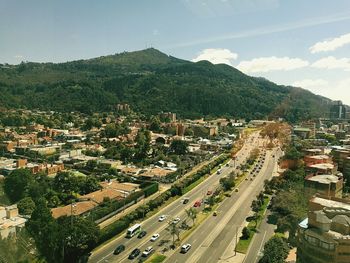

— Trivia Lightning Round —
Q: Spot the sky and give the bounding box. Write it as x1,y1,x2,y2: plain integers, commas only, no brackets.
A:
1,0,350,104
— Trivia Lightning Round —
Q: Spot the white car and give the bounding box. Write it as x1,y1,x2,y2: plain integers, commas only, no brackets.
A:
172,217,181,224
181,243,191,253
142,246,154,257
158,215,166,222
150,233,160,242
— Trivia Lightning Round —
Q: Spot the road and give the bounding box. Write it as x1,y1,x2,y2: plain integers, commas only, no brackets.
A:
88,132,261,263
165,147,282,263
243,210,276,263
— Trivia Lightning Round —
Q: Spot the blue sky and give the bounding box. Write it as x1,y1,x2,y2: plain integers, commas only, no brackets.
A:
1,0,350,104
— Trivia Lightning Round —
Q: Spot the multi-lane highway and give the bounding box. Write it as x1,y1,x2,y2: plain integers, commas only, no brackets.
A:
88,132,261,263
165,147,282,263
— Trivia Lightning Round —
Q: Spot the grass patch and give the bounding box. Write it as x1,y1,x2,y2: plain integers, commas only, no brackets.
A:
235,196,270,254
179,211,209,242
183,176,208,194
145,253,166,263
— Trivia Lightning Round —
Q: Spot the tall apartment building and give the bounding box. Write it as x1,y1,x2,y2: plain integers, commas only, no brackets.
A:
297,196,350,263
330,101,347,120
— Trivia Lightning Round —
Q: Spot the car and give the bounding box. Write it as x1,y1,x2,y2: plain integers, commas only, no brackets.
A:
113,244,125,255
213,211,218,216
183,198,189,204
172,217,181,224
181,243,192,253
137,230,147,239
158,215,166,222
225,163,229,167
128,248,141,259
193,200,202,207
142,246,154,257
235,188,239,192
150,233,160,242
207,190,213,195
216,169,221,174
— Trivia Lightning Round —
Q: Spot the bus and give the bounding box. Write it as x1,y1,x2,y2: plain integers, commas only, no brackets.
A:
126,223,141,238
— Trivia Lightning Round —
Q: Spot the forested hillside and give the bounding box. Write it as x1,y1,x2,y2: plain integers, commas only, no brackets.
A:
0,48,331,122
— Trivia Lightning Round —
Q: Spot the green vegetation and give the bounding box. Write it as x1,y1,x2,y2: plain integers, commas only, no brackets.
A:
97,154,228,248
0,48,331,122
258,236,289,263
236,195,270,253
146,253,166,263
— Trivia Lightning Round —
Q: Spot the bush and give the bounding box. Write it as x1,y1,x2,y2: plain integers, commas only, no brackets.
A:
242,227,250,240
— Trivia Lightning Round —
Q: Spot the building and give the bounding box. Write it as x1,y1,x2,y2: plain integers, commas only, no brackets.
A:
116,103,130,112
330,101,347,120
304,174,343,198
0,205,27,239
159,112,176,122
293,127,313,139
301,121,316,138
297,196,350,263
332,149,350,172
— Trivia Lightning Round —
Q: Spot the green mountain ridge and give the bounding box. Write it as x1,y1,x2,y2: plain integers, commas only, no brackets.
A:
0,48,332,122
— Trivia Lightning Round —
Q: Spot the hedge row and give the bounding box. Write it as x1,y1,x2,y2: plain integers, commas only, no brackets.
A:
96,154,229,245
90,183,159,221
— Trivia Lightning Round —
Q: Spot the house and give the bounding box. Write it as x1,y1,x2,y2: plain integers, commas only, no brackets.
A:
0,205,27,239
304,174,343,198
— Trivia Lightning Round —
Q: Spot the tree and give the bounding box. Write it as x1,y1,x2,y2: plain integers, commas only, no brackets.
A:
241,227,250,240
259,236,289,263
185,207,198,226
219,174,235,191
166,220,180,248
149,116,161,132
4,169,34,203
134,129,151,161
169,140,189,155
26,198,61,262
58,216,99,262
17,197,36,215
251,200,261,227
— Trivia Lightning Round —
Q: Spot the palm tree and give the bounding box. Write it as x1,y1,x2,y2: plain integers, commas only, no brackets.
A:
185,207,198,226
165,220,180,248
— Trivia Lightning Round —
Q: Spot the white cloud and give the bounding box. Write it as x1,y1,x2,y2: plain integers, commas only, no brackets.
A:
236,56,309,73
310,33,350,53
289,78,350,105
167,12,350,49
292,79,329,89
192,48,238,65
311,56,350,71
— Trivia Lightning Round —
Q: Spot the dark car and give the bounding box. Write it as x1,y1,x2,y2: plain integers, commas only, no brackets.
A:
183,198,189,204
114,244,125,255
138,230,147,239
128,248,141,260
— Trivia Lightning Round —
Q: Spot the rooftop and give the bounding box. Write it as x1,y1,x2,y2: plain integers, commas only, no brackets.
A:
306,174,340,184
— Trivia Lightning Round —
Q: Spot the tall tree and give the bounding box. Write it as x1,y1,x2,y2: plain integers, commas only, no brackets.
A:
169,140,189,155
166,220,180,248
4,169,34,203
58,216,99,262
26,198,61,262
185,207,198,226
259,236,289,263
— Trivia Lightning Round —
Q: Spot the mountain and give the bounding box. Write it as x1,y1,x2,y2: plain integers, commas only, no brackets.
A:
0,48,332,122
